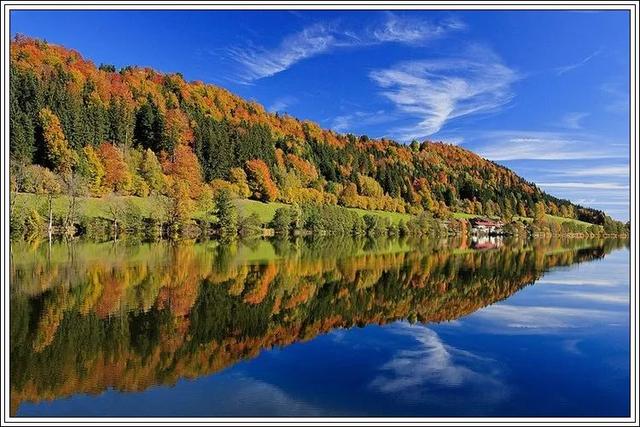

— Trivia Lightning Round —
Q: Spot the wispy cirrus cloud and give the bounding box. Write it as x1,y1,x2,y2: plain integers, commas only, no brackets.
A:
561,112,589,129
228,23,338,83
550,290,628,305
473,304,618,331
536,278,618,287
371,14,465,44
370,324,508,406
553,165,629,177
536,182,629,191
369,45,518,140
470,130,627,161
555,50,600,76
228,14,464,83
574,200,629,208
443,129,628,219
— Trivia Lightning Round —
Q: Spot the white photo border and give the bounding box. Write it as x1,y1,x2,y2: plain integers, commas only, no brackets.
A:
1,1,637,425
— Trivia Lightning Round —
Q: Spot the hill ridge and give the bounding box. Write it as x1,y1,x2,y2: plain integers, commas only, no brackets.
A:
9,35,613,226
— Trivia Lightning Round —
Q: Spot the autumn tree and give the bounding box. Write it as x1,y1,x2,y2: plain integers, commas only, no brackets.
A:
81,146,105,195
38,108,77,176
533,201,546,224
286,154,318,186
517,202,527,218
164,108,193,148
162,145,203,198
503,197,514,222
165,179,194,233
140,148,165,193
229,167,250,198
97,142,132,193
245,159,279,202
484,201,495,218
357,174,384,198
339,183,359,207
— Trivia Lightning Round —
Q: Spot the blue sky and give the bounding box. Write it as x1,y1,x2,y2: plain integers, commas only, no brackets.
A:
11,10,630,220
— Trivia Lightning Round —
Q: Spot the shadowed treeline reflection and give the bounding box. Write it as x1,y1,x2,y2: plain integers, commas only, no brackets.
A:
10,236,627,414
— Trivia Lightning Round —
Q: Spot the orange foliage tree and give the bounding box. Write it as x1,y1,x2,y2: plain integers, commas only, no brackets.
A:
162,145,203,198
97,143,131,193
245,159,279,202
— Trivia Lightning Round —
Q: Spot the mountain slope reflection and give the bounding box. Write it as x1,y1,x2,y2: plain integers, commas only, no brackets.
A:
10,236,627,414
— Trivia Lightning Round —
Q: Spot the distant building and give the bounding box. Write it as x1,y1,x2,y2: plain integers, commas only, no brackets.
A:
469,218,505,235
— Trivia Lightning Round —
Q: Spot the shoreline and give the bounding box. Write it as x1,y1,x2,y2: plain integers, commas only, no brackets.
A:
10,192,629,242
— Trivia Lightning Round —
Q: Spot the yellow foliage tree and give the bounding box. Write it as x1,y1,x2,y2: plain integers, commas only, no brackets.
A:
229,167,250,198
39,108,77,176
82,146,105,196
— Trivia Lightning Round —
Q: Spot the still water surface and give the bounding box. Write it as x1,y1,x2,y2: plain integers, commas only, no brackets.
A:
10,237,630,417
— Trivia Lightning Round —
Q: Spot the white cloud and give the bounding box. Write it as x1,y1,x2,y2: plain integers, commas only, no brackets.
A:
369,45,518,139
574,199,630,206
550,290,628,305
473,304,618,331
370,324,508,406
228,23,337,83
192,373,322,416
472,130,626,161
555,50,600,75
371,14,465,44
561,112,589,129
555,165,629,177
536,182,629,190
229,14,463,83
536,278,618,287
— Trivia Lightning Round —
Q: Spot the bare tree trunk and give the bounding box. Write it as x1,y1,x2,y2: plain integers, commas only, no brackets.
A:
10,191,16,220
66,192,77,234
48,195,53,240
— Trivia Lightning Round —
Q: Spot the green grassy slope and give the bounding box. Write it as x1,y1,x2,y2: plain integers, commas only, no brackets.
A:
12,193,597,228
13,193,414,225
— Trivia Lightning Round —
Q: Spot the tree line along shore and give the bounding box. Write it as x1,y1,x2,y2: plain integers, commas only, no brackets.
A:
10,191,629,242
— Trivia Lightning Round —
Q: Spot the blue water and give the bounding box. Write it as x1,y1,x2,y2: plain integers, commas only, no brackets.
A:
17,247,630,417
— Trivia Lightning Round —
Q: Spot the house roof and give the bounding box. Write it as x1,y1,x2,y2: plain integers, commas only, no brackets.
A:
470,218,503,227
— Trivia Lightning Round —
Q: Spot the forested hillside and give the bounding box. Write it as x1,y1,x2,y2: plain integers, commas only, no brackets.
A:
10,36,614,227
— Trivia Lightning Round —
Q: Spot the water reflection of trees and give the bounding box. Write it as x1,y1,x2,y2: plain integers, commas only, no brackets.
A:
10,236,626,414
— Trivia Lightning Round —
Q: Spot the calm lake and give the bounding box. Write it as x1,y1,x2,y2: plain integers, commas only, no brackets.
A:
10,236,630,417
